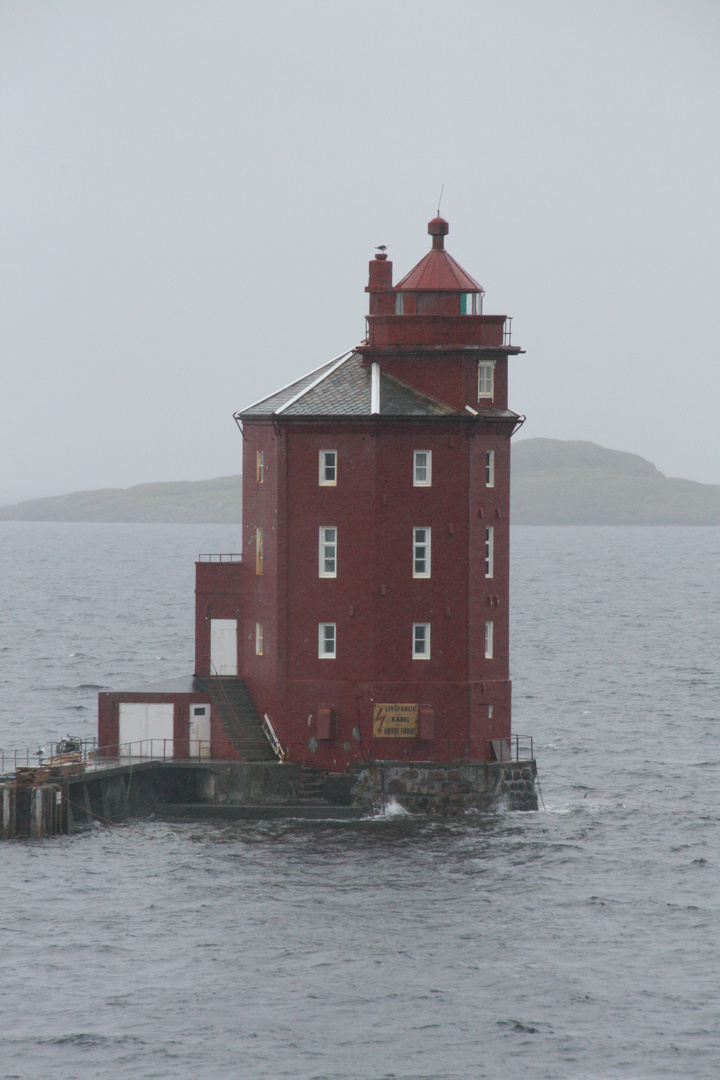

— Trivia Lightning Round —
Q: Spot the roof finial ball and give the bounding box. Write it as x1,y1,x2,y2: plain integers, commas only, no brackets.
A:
428,216,449,250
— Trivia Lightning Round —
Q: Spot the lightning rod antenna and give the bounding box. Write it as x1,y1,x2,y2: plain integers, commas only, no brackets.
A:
437,184,444,217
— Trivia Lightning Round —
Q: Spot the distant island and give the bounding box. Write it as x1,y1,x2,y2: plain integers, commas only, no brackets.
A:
0,475,242,524
512,439,720,525
2,439,720,525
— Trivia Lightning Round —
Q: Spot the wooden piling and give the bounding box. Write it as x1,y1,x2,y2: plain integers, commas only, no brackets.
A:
1,783,64,839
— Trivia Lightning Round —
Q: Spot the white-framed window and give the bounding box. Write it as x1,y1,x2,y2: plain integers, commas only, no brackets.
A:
485,621,494,659
413,450,432,486
319,623,336,658
256,450,264,484
319,450,337,486
255,622,263,656
319,527,337,578
461,292,483,315
256,528,263,576
485,449,495,487
412,623,431,659
413,527,431,578
478,361,494,399
395,292,404,315
484,526,494,578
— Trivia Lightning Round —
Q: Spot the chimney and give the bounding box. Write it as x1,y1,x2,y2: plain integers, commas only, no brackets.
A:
367,252,393,292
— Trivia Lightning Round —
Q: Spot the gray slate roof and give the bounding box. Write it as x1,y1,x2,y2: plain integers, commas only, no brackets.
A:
239,350,456,419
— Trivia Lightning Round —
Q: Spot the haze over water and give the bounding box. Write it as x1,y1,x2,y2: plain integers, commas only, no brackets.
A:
1,522,719,1079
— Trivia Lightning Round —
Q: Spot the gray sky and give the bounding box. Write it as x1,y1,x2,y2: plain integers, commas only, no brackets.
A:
2,0,719,503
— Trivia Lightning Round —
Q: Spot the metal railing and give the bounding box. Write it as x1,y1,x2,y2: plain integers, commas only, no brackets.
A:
3,733,536,778
92,739,212,764
197,553,242,562
1,738,98,776
485,734,534,763
503,317,513,346
1,738,213,778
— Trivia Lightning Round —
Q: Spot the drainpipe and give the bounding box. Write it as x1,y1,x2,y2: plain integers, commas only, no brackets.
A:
371,362,380,415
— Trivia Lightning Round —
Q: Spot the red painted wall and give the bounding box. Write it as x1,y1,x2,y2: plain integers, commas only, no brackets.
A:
195,561,244,676
239,422,284,724
239,413,516,769
97,691,236,760
374,353,509,413
368,313,506,350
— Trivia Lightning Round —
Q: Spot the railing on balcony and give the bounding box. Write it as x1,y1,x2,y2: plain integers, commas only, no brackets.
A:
197,553,242,562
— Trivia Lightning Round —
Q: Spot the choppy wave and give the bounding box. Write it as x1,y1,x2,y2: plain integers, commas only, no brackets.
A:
1,523,719,1079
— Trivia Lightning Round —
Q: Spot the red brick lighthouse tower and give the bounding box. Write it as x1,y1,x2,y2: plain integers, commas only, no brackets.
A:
194,215,525,769
99,215,529,797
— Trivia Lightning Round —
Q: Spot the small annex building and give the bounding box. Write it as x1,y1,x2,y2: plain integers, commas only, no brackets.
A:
99,216,525,772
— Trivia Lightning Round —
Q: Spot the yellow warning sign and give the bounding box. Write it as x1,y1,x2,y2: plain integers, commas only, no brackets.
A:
373,703,418,738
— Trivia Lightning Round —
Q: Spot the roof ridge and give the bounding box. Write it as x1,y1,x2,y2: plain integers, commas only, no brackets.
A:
274,349,356,415
236,349,354,417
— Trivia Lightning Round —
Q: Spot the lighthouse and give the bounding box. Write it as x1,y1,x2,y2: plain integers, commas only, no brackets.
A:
197,215,524,768
99,216,532,803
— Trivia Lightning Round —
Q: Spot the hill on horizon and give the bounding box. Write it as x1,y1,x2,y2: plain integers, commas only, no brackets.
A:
0,475,242,524
511,439,720,525
1,440,719,525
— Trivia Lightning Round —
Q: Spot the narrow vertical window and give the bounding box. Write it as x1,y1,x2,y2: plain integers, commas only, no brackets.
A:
319,450,337,486
319,623,336,658
478,361,494,399
484,526,494,578
413,527,431,578
319,527,337,578
412,623,431,659
461,292,483,314
413,450,432,486
255,623,263,656
395,292,404,315
256,528,263,575
485,621,494,659
485,449,495,487
256,450,264,483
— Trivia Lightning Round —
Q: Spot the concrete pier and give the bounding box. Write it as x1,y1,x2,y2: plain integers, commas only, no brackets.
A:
1,758,538,837
60,758,538,830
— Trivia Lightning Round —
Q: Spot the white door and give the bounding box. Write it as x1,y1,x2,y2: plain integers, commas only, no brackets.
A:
118,702,174,758
210,619,238,676
189,705,211,759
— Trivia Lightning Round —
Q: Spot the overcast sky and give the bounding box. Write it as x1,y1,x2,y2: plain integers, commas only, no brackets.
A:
1,0,719,503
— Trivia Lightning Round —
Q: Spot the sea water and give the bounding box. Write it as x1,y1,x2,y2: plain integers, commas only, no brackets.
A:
1,522,719,1080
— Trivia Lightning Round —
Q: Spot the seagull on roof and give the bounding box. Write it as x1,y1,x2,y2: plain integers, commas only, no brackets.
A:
375,245,387,252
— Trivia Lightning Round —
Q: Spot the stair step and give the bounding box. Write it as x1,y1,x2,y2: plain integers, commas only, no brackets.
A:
298,768,330,801
196,676,277,761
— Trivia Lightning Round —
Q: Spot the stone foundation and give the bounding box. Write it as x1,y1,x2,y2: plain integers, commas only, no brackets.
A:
351,760,538,815
41,757,539,834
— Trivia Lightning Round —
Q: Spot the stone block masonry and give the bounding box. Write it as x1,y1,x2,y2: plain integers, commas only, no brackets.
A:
351,761,538,815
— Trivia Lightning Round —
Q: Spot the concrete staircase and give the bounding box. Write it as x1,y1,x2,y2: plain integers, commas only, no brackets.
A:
298,768,329,803
196,677,276,762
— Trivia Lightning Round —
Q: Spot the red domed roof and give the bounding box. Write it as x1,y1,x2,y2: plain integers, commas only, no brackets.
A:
394,218,483,292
